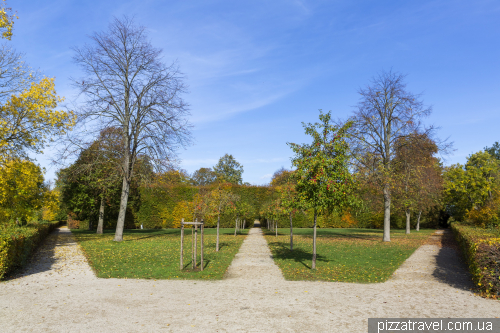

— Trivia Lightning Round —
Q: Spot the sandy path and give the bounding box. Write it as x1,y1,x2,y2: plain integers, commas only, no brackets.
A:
1,227,498,332
225,226,284,281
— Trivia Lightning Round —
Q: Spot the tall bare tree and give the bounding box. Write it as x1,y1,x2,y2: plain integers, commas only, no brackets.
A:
70,16,191,241
342,70,435,242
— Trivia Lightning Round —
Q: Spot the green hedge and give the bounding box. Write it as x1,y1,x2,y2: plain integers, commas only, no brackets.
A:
0,221,61,280
451,222,500,298
137,184,276,228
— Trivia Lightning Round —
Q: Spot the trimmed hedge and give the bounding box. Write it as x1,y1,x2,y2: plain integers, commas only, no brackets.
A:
137,184,275,228
0,221,61,280
451,222,500,298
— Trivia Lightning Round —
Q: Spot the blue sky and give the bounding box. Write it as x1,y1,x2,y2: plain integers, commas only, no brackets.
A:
11,0,500,185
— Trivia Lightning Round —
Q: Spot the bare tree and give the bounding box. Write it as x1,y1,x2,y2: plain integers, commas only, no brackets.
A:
70,16,191,241
343,70,435,242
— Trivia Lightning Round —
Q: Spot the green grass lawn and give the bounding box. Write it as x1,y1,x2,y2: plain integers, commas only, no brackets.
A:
263,228,436,283
71,228,248,280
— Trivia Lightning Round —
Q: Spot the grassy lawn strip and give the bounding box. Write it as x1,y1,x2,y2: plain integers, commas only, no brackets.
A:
71,228,248,280
264,228,435,283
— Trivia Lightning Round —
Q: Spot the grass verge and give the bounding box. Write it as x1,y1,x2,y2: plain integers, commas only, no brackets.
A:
71,228,248,280
263,228,435,283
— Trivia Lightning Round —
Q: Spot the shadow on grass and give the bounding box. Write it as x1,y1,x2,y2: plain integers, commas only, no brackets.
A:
181,259,212,271
268,241,328,269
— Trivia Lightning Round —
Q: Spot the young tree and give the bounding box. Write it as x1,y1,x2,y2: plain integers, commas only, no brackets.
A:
288,110,356,269
341,70,440,241
213,154,243,184
70,17,191,241
277,176,299,250
206,182,239,251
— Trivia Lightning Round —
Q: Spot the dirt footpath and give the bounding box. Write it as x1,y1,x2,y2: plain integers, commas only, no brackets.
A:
0,227,498,333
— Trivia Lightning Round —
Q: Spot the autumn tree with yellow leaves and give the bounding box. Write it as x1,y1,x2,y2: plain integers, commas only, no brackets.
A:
0,159,44,224
0,0,17,40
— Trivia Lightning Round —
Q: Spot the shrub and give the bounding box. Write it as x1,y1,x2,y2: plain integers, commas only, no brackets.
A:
451,222,500,298
0,221,61,280
67,212,80,229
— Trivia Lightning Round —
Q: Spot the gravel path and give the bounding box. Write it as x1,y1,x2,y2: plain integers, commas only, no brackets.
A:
1,226,498,332
225,226,284,281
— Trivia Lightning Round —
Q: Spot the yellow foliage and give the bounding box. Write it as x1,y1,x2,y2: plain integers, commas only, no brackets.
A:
0,77,75,158
340,210,357,227
41,189,60,221
466,194,500,228
0,159,44,223
0,1,17,40
170,201,194,228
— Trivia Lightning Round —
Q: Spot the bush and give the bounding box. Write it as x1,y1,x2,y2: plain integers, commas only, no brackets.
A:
0,220,61,280
67,212,80,229
451,222,500,298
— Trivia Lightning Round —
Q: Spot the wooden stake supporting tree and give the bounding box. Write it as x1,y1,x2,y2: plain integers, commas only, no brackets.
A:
180,218,204,271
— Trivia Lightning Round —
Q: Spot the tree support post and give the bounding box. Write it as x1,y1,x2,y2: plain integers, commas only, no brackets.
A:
180,218,184,270
180,220,204,271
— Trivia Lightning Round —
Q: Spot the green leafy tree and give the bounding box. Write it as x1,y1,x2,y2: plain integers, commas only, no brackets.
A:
213,154,243,184
59,128,151,232
288,110,356,269
191,167,217,186
444,151,500,222
485,142,500,160
270,167,293,187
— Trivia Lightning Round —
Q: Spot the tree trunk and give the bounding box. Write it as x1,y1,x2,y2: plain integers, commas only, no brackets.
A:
383,184,391,242
275,219,278,237
289,212,293,251
416,210,422,231
216,213,220,252
114,174,131,242
234,218,238,236
312,210,317,269
97,196,104,234
405,208,411,234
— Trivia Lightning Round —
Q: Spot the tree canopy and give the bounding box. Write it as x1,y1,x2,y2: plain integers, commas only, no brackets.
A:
288,110,356,268
213,154,244,185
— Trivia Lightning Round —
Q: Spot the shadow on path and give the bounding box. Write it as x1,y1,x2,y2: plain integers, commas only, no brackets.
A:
4,227,72,281
431,230,473,291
